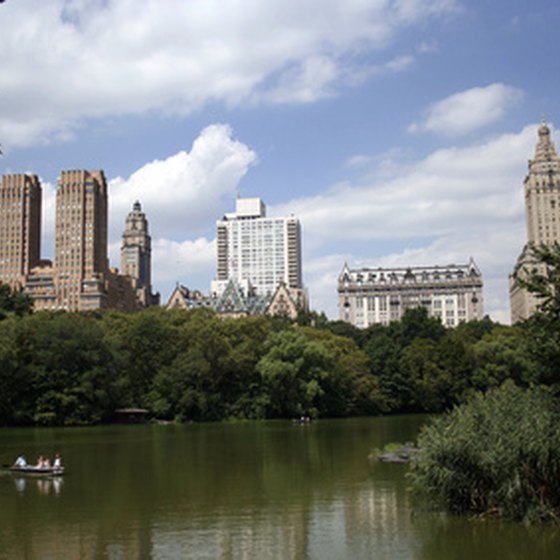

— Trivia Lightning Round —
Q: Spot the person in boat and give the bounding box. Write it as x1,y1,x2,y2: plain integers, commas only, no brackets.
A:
13,455,27,468
36,455,47,469
53,454,62,468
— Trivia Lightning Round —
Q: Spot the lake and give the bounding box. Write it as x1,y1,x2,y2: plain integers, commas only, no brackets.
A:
1,416,558,559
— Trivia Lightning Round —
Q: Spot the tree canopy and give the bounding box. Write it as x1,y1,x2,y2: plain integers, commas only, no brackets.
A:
0,267,557,427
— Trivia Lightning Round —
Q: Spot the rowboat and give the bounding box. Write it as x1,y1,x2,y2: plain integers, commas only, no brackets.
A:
3,465,65,476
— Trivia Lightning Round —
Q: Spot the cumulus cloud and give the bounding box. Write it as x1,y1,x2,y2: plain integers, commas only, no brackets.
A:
409,83,524,136
151,238,216,285
277,126,536,244
274,124,549,322
108,124,256,240
0,0,460,147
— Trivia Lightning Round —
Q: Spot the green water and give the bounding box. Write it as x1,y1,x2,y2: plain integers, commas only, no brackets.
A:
0,416,558,559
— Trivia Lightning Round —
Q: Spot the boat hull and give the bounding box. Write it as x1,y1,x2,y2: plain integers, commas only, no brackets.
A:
7,466,65,476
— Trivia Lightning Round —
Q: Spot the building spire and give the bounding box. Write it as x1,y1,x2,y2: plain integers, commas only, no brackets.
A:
531,118,559,168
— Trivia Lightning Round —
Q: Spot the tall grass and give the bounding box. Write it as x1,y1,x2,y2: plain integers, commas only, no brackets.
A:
409,382,560,523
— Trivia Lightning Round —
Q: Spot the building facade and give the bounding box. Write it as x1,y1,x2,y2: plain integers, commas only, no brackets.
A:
121,201,159,307
509,120,560,323
167,279,302,320
0,169,145,313
214,197,303,297
0,174,42,290
53,169,110,311
338,260,483,328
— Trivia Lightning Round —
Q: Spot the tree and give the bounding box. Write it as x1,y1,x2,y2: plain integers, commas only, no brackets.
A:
471,326,535,391
256,329,336,418
517,243,560,389
398,306,446,346
401,338,452,412
119,308,182,407
517,242,560,319
19,312,120,425
0,317,22,425
301,326,387,415
0,283,33,319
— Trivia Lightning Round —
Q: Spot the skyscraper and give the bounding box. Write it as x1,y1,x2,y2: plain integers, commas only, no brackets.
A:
121,201,159,306
1,168,146,312
509,120,560,322
214,197,303,297
0,174,41,290
54,169,109,310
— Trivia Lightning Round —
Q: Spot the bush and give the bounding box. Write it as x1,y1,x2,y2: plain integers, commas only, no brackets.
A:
409,382,560,523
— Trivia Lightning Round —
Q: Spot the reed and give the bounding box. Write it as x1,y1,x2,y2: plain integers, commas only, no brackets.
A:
409,382,560,523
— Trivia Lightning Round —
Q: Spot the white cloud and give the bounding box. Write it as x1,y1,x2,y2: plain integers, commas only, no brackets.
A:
346,155,375,168
108,124,256,240
257,56,339,105
274,124,549,322
409,83,524,136
275,128,531,247
0,0,460,147
383,54,415,72
151,238,216,284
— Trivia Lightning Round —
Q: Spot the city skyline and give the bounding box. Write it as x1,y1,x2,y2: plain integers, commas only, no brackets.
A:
1,1,559,321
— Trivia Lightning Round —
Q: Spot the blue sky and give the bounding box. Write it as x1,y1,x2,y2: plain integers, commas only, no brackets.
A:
1,0,559,322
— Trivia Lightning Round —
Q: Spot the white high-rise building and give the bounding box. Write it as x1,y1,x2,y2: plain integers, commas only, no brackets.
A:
213,197,303,297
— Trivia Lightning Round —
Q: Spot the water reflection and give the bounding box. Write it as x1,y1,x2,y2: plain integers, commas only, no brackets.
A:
1,418,559,560
11,476,63,496
414,514,560,560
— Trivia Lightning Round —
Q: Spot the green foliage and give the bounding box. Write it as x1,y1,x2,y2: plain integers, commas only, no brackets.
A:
0,288,553,427
409,383,560,523
517,242,560,320
0,318,21,424
0,283,33,319
471,326,535,390
515,243,560,390
256,329,325,418
399,306,447,346
15,312,120,425
362,308,447,412
401,338,452,412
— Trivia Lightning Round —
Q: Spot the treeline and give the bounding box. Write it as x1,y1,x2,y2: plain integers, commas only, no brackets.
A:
0,281,555,426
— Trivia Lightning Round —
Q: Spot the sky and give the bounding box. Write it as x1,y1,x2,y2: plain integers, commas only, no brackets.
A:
1,0,560,323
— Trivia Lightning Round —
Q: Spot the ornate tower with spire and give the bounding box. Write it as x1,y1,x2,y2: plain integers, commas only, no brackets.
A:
121,201,159,307
509,119,560,322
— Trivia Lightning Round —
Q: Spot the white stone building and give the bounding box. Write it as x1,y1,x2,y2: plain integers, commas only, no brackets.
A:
338,260,484,328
